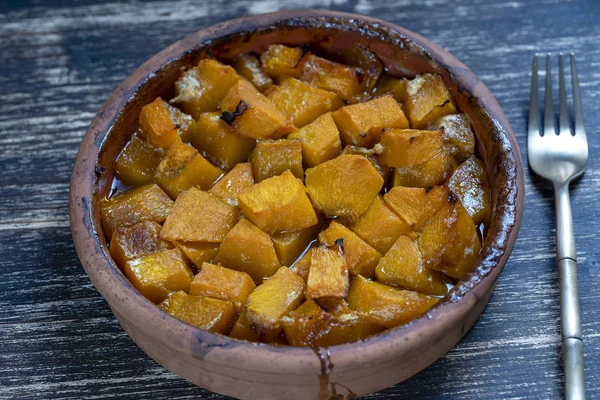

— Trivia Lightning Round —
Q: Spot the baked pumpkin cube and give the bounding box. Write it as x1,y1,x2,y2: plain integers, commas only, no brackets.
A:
192,112,256,171
177,241,219,267
115,134,163,186
100,183,173,239
267,77,343,128
213,219,281,282
139,97,181,149
153,142,223,199
287,112,342,168
340,145,390,181
404,74,456,128
318,221,381,278
282,299,329,346
160,188,239,243
109,221,170,269
159,291,236,334
383,186,450,233
271,224,319,267
375,235,448,296
234,52,273,92
418,194,481,280
123,248,193,303
346,275,438,328
300,54,366,102
332,95,409,147
170,59,240,119
238,170,318,234
245,267,306,337
190,262,256,311
372,76,407,103
347,195,413,254
167,102,195,144
306,242,349,299
448,155,491,226
220,79,292,140
229,309,261,342
208,162,254,207
261,44,308,80
379,129,445,168
427,114,475,163
338,45,383,94
392,150,453,188
289,248,312,282
305,154,384,220
250,139,304,182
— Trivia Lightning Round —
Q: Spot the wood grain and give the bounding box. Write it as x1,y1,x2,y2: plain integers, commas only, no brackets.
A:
1,0,599,398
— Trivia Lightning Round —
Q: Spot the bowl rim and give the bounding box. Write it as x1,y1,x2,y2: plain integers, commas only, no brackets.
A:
69,9,525,376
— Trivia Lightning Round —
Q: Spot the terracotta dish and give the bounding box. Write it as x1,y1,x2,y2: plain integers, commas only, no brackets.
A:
69,10,524,400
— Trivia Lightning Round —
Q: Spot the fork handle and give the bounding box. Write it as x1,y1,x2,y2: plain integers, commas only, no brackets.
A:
554,183,585,400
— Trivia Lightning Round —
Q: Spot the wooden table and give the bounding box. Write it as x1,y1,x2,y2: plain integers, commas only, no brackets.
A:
1,0,599,398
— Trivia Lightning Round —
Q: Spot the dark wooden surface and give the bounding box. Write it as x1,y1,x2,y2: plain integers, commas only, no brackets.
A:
1,0,599,399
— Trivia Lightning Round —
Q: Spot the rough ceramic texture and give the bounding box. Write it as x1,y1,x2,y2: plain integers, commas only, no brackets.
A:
69,10,524,400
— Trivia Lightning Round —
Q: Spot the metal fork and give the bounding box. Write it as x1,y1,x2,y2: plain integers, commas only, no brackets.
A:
528,53,588,400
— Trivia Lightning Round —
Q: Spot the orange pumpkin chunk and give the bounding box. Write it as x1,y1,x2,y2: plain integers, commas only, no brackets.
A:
230,309,261,342
305,154,384,220
338,45,383,94
177,242,219,267
383,186,450,233
372,76,407,103
375,236,448,296
332,95,409,147
346,275,438,328
208,162,254,207
170,59,240,119
238,170,318,234
250,139,304,182
318,221,381,278
380,129,445,168
289,248,312,282
192,112,256,171
271,224,319,267
160,188,239,243
392,150,453,188
100,183,173,239
109,221,169,269
213,219,281,282
340,145,390,181
139,97,181,149
123,248,193,304
404,73,456,128
267,77,343,128
159,291,236,334
448,155,491,226
306,242,349,299
115,134,163,186
234,52,273,92
427,113,475,163
287,112,342,168
190,262,256,311
153,142,223,199
300,54,366,102
260,44,308,81
282,299,328,346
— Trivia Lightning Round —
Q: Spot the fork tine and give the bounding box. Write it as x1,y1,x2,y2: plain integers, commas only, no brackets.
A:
570,53,586,136
528,55,540,138
558,54,570,135
544,54,555,136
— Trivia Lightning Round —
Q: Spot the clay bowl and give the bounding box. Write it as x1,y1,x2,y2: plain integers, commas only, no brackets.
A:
69,9,524,400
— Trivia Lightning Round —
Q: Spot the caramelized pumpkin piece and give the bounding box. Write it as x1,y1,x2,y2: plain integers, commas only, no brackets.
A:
260,44,308,81
418,194,481,280
192,112,256,171
170,59,240,119
372,76,407,103
245,267,306,337
380,129,445,168
341,145,390,181
208,162,254,207
177,241,219,267
190,262,255,311
383,186,450,233
347,195,413,254
109,221,169,269
271,224,319,267
159,291,236,334
404,74,456,128
300,54,366,102
305,154,384,220
220,79,292,140
139,97,181,149
160,188,239,243
213,219,281,282
307,242,349,299
282,299,328,346
123,248,193,303
289,248,312,282
427,114,475,163
230,309,261,342
375,236,448,296
346,275,438,328
238,170,318,234
448,155,491,226
234,52,273,92
153,142,223,199
393,150,453,188
250,139,303,182
332,95,409,147
100,183,173,239
287,112,342,168
115,134,163,186
268,77,343,128
338,45,383,94
318,221,381,278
